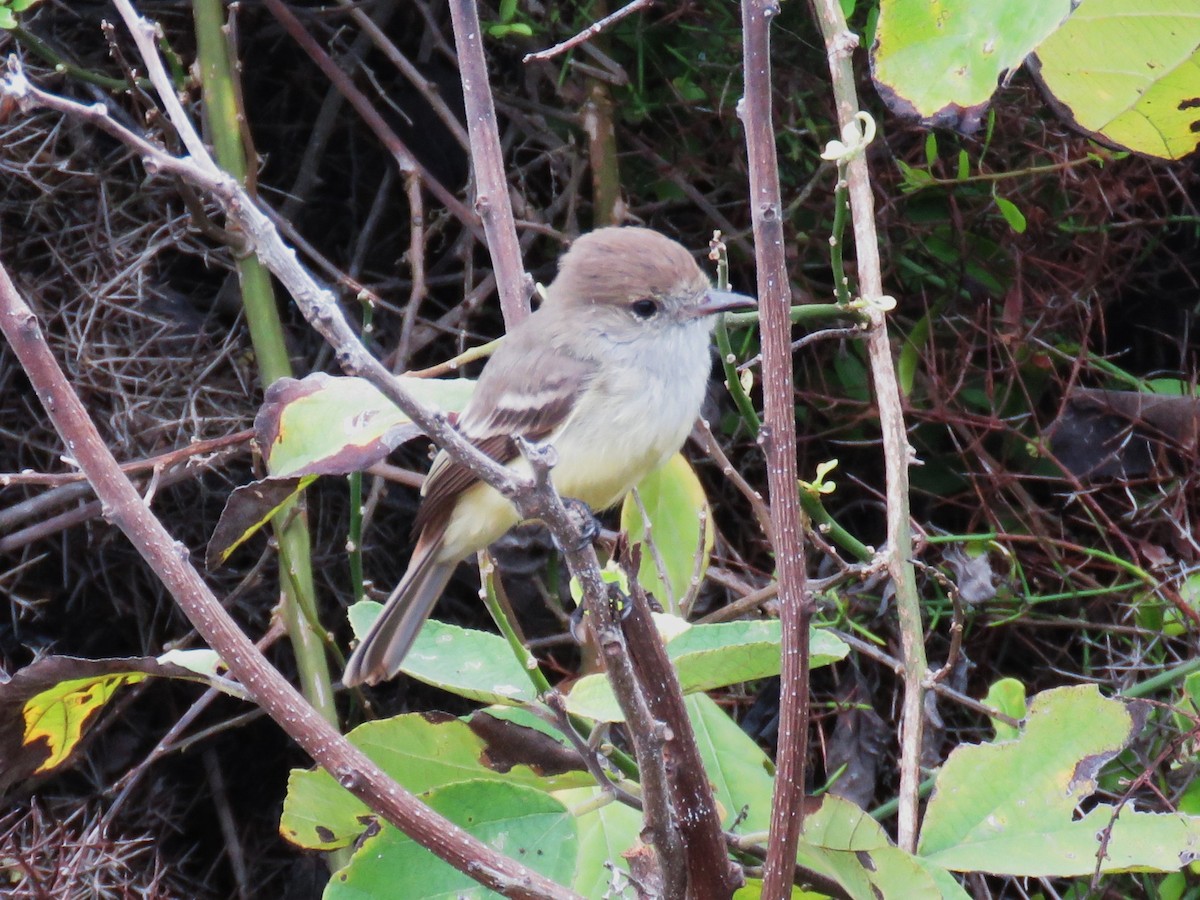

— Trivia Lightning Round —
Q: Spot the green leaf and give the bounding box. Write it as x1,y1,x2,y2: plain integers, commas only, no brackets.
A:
1174,671,1200,735
983,677,1026,741
895,159,935,192
1144,377,1196,396
955,149,970,181
897,309,932,397
687,693,776,831
919,684,1200,875
993,195,1027,233
672,76,708,103
833,350,870,401
326,781,577,898
924,132,938,167
620,454,714,612
797,795,968,899
1031,0,1200,159
488,22,533,38
282,713,591,851
872,0,1073,129
257,372,475,478
556,786,644,896
734,882,819,899
0,0,39,28
668,618,849,694
349,604,535,706
565,618,848,722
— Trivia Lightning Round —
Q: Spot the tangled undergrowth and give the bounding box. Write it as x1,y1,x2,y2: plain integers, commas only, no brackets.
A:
1,1,1197,897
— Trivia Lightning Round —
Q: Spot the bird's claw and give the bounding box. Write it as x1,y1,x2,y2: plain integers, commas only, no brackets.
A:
567,581,633,645
553,497,601,552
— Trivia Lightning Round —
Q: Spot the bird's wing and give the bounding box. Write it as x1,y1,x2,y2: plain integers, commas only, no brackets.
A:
412,338,596,537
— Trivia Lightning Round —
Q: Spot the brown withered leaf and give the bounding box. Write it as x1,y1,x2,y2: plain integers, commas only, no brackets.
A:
466,711,585,777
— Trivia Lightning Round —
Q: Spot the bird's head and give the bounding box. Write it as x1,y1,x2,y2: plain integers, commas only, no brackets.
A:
544,227,755,339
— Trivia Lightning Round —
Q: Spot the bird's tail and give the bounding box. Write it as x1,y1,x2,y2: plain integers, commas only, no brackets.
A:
342,543,455,687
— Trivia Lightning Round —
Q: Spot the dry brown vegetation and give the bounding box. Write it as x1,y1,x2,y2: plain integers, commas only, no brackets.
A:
1,1,1198,896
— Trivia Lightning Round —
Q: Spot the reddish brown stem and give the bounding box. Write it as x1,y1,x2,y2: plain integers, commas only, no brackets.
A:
622,581,742,898
737,1,812,896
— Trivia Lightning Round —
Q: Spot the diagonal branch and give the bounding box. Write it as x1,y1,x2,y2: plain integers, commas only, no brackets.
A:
0,260,577,900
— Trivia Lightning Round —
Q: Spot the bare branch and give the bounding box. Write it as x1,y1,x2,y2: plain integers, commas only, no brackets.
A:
809,0,929,852
523,0,655,64
737,1,813,894
447,0,531,327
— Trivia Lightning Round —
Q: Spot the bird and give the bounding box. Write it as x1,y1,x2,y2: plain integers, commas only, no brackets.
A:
342,226,755,686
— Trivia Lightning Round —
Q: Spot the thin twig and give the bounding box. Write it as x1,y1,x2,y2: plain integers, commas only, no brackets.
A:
333,0,471,150
691,418,773,542
0,453,238,554
259,0,484,241
523,0,655,63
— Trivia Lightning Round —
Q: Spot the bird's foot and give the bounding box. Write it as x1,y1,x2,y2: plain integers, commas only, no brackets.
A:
567,582,633,645
554,497,601,552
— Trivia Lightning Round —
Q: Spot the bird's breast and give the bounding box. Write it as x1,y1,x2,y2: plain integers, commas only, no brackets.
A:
439,319,713,560
548,319,712,508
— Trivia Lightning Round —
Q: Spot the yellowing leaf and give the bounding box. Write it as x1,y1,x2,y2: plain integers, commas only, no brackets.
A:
257,372,475,478
872,0,1072,130
1032,0,1200,160
23,673,146,772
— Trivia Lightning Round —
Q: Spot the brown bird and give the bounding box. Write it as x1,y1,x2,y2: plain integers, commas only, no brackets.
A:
343,227,755,686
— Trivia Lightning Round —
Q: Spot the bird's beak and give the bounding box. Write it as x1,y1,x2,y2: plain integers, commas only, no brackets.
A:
689,288,757,318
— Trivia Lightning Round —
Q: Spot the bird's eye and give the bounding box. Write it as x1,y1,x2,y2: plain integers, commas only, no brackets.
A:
630,298,659,319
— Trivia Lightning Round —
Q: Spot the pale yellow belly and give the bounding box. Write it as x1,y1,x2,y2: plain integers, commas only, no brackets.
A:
438,402,691,561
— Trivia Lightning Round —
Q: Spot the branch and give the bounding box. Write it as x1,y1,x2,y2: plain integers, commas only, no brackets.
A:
522,0,655,63
3,23,707,889
0,261,576,900
620,562,742,898
737,2,813,895
446,0,531,327
0,63,526,506
259,0,485,242
808,0,928,852
6,0,724,882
